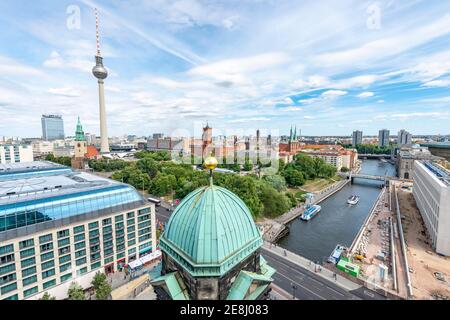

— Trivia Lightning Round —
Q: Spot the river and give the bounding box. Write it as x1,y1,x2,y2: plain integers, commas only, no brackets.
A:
277,159,396,263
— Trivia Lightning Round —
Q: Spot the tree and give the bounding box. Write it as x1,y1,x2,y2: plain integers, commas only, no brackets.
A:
67,282,85,300
39,292,56,300
340,167,350,172
283,168,305,187
91,272,107,291
243,160,253,172
257,182,290,217
150,173,177,196
95,283,112,300
262,175,287,192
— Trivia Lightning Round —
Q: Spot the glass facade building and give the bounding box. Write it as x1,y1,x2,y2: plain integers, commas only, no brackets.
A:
0,162,156,300
41,115,65,141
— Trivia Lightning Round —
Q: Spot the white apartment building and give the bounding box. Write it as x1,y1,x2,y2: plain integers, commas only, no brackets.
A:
31,141,54,158
0,145,33,164
412,161,450,256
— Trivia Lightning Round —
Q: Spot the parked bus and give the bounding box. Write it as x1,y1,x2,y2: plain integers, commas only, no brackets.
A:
147,197,161,206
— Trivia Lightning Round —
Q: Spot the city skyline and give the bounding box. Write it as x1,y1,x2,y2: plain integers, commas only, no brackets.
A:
1,1,450,137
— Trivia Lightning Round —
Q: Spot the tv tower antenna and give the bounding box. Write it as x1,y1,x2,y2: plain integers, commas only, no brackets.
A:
95,8,101,57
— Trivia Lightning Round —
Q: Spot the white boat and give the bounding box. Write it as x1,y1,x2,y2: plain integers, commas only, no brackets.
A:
300,205,321,221
347,195,360,205
328,244,347,264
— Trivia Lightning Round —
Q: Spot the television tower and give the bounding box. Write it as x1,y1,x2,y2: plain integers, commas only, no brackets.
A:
92,8,110,154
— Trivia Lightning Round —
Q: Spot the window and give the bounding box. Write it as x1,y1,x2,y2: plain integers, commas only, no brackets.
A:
59,255,71,264
0,264,16,275
103,240,113,249
21,257,35,268
103,233,113,241
127,212,134,219
139,234,151,242
128,248,136,255
117,252,125,259
116,229,125,237
75,249,86,258
60,273,72,283
128,232,136,240
42,268,55,279
1,282,17,295
58,246,70,255
0,254,14,265
39,234,53,244
139,228,151,236
90,262,101,270
116,244,125,252
57,229,69,239
43,279,56,289
60,263,71,273
139,242,151,251
0,273,16,286
115,222,124,230
19,239,34,250
127,239,136,247
127,218,135,226
102,218,112,226
22,267,36,278
138,208,150,215
40,242,53,252
40,251,54,262
3,294,18,300
138,221,151,229
73,225,85,234
116,236,125,244
74,241,85,250
115,214,124,222
74,233,85,242
127,225,135,233
41,260,55,271
90,253,101,261
104,248,113,257
58,238,70,248
23,286,38,298
0,244,14,256
138,214,150,222
88,222,99,230
89,230,100,238
76,267,87,276
22,275,37,287
20,248,35,259
76,257,87,266
103,226,113,234
104,257,113,264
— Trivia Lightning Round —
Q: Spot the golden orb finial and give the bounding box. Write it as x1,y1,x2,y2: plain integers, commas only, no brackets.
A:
204,154,218,170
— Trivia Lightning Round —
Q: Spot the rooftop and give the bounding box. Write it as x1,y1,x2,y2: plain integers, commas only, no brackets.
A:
0,161,145,238
420,161,450,187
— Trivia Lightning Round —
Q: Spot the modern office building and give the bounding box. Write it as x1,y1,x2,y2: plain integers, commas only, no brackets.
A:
41,115,65,141
398,129,412,146
352,130,363,146
412,161,450,256
378,129,390,147
0,145,33,164
0,161,156,300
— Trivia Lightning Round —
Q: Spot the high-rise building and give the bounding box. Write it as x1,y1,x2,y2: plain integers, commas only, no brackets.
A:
92,9,110,154
0,161,156,300
378,129,390,147
352,130,363,146
398,129,412,145
0,145,33,164
412,161,450,256
41,115,64,141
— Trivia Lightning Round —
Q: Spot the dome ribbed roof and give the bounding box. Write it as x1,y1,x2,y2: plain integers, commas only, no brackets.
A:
159,185,262,276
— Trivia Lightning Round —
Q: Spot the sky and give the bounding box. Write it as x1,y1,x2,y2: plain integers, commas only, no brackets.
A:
0,0,450,138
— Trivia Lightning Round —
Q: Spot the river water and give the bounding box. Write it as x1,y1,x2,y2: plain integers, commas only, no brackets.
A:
277,159,396,262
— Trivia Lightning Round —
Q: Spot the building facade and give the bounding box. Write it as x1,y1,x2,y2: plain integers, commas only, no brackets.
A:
0,145,33,164
396,145,442,179
378,129,390,147
398,129,412,146
352,131,363,146
151,158,275,300
412,161,450,256
41,115,65,141
0,161,156,300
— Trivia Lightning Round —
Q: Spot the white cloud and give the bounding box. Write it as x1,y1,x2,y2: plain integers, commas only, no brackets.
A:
422,79,450,88
321,90,347,98
357,92,374,98
48,87,81,97
228,117,271,123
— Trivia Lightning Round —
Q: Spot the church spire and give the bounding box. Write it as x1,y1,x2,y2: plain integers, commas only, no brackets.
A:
75,116,85,141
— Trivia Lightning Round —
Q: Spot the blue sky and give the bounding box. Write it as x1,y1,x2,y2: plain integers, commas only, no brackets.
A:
1,0,450,138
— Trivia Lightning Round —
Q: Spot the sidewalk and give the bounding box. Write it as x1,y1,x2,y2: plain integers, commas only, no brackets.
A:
262,242,361,292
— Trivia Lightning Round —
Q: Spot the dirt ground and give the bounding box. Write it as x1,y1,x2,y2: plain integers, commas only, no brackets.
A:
397,183,450,300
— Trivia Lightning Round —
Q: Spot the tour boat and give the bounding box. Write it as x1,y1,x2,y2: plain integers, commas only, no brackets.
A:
328,244,347,264
347,195,360,205
300,205,321,221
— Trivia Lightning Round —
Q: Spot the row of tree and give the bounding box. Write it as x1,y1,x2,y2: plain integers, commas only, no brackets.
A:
279,153,337,187
39,272,112,300
341,143,392,154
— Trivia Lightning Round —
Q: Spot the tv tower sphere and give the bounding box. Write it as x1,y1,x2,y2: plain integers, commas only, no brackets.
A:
92,56,108,80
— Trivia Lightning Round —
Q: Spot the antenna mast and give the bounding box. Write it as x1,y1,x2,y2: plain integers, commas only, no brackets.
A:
95,8,101,57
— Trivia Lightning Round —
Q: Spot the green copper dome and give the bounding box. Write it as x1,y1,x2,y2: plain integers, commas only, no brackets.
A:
159,185,263,277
